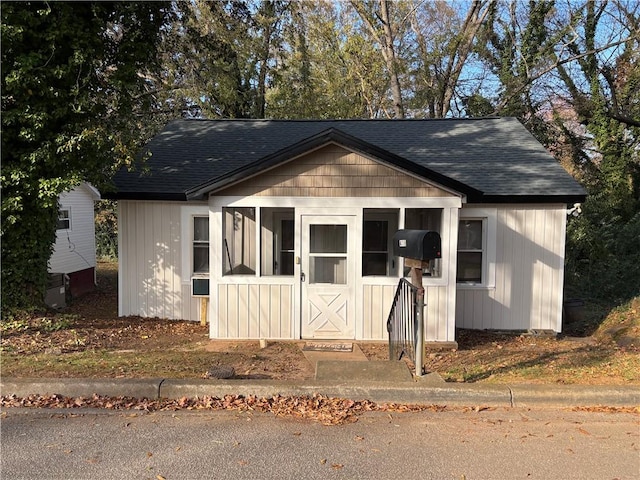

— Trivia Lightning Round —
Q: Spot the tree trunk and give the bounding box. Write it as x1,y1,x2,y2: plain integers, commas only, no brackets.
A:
379,0,404,118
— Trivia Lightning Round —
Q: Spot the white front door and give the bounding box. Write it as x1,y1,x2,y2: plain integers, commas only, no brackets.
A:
300,215,356,339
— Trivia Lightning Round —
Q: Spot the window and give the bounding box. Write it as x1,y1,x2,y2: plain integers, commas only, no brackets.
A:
223,207,256,275
310,224,347,284
277,218,295,275
261,208,294,276
193,216,209,274
57,209,71,230
362,209,398,276
457,219,484,283
404,208,442,277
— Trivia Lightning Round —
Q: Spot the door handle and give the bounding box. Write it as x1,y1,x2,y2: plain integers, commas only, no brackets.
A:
301,272,306,282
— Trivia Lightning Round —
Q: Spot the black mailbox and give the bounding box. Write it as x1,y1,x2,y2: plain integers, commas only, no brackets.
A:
392,230,441,261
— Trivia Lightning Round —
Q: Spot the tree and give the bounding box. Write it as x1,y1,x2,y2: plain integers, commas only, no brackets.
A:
266,0,385,119
409,0,493,118
155,0,291,120
557,0,640,300
349,0,407,118
1,2,170,314
474,0,639,301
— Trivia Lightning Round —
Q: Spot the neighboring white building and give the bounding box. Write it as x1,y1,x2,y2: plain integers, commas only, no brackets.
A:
49,183,100,298
110,118,586,344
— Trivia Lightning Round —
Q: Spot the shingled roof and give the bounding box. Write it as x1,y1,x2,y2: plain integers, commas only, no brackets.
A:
111,117,586,203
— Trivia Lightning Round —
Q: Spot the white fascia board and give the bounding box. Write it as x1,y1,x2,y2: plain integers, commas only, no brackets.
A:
210,196,462,209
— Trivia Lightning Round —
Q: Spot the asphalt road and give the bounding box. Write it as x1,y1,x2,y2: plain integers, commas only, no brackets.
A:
1,407,638,480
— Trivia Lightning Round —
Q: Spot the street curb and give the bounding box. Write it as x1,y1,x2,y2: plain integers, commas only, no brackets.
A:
159,379,513,406
510,384,640,407
0,378,164,400
2,378,640,408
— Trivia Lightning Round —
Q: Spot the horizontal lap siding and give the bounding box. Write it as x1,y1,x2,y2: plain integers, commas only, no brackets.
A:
217,283,294,339
363,284,449,341
218,145,451,198
119,201,198,321
50,186,96,275
456,205,566,332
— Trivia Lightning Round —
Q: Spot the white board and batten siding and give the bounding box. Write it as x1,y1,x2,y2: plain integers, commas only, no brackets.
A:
118,200,297,334
49,183,99,275
456,204,567,332
216,283,295,339
118,200,202,321
362,285,451,341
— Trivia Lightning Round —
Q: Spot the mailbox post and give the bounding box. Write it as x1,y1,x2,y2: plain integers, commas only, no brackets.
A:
392,230,441,377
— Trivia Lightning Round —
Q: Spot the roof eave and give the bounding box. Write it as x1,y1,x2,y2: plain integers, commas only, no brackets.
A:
102,191,189,201
475,193,587,204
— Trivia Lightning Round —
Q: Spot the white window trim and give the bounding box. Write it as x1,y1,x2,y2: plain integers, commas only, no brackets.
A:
457,207,497,289
192,215,210,275
180,204,209,285
57,207,72,230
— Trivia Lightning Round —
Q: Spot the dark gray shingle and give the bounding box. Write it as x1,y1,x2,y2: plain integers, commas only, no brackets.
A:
112,117,586,202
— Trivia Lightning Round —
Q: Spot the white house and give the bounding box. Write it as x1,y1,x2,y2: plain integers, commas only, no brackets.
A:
49,183,100,299
110,118,586,344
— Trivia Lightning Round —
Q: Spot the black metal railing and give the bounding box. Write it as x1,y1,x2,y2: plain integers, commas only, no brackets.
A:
386,278,419,363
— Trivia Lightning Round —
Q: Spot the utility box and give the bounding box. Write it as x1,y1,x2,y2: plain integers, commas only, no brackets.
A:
45,273,67,309
392,230,441,261
191,277,210,296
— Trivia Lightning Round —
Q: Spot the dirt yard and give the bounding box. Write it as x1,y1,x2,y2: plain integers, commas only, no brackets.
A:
1,261,638,385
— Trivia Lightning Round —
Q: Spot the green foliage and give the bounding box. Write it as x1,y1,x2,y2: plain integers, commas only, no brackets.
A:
566,201,640,302
562,3,640,304
40,314,76,333
0,312,78,334
95,200,118,260
157,0,291,119
1,3,170,315
0,317,30,333
258,1,383,119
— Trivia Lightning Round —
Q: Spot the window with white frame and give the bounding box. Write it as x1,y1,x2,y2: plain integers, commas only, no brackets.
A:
457,218,485,283
193,216,209,274
57,209,71,230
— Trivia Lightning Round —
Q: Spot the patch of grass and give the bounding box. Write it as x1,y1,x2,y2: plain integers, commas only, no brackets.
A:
594,296,639,343
0,349,246,379
433,341,640,385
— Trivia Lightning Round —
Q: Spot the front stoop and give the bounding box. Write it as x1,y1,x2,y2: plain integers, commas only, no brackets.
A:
300,342,368,366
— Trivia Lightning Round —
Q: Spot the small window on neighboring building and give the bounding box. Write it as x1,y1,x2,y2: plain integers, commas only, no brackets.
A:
457,218,484,283
193,216,209,274
57,209,71,230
